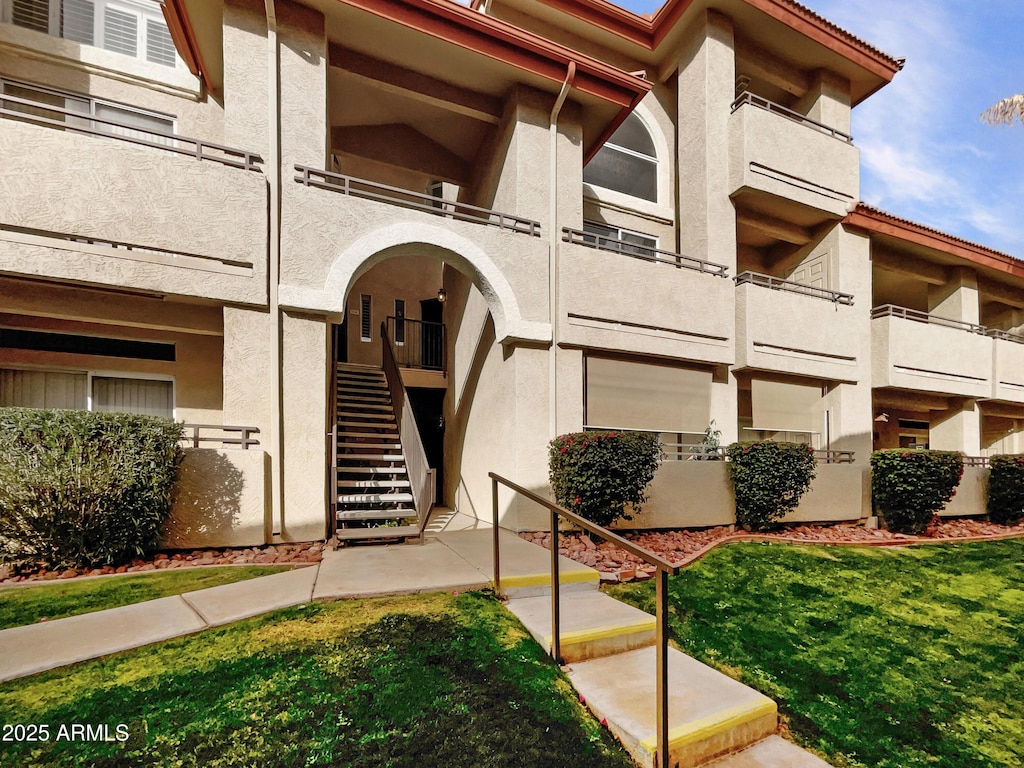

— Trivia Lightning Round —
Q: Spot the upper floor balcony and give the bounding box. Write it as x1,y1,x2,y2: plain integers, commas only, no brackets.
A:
0,91,267,305
735,271,861,381
728,92,859,219
871,305,993,399
989,329,1024,405
557,227,734,364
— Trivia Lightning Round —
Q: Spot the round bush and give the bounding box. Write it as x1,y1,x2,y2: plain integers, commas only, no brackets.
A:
548,431,661,528
0,408,184,571
870,449,963,534
987,455,1024,525
726,441,816,531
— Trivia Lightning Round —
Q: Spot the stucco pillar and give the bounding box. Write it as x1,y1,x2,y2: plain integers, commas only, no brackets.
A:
277,1,327,171
488,86,554,227
794,70,851,136
928,267,980,325
555,347,584,435
823,382,873,460
280,311,329,541
222,0,269,155
677,10,736,273
931,399,981,455
710,369,738,445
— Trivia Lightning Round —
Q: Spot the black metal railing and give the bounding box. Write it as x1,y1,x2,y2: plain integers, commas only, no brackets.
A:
0,93,262,170
730,91,854,143
385,316,446,373
489,472,679,768
735,270,854,305
962,456,990,467
181,424,260,449
294,166,541,236
562,227,729,277
871,305,987,335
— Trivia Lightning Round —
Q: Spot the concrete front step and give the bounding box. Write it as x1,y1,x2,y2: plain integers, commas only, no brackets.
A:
334,524,420,543
702,736,832,768
567,646,777,768
506,591,656,663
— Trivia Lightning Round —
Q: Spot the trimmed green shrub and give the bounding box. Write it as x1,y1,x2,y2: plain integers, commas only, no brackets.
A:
726,441,816,531
0,408,184,570
870,449,963,534
987,455,1024,525
549,431,661,528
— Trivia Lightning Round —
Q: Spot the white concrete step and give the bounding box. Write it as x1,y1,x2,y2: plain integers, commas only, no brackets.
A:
338,492,415,504
337,411,395,421
337,508,416,521
338,442,403,450
336,466,407,475
338,479,412,489
337,394,392,404
335,402,394,412
337,429,399,439
337,453,404,462
702,736,832,768
335,524,420,543
567,646,777,768
506,591,656,663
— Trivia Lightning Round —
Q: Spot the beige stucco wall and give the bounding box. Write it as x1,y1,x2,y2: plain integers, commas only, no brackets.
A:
728,101,859,217
559,241,735,365
0,121,267,306
162,448,270,548
872,316,993,398
993,339,1024,404
940,466,987,517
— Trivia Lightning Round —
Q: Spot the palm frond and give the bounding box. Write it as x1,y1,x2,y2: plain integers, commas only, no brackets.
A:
981,94,1024,126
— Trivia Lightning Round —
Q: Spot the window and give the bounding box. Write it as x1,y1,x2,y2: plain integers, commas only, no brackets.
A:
0,78,175,144
360,294,372,342
582,221,658,258
583,113,658,203
5,0,179,68
1,368,172,417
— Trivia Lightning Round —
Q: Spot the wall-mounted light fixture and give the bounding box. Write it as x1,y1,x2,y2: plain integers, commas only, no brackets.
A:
437,287,447,303
874,413,890,423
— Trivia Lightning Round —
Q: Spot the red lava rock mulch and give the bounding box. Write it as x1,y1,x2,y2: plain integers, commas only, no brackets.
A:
520,517,1024,583
0,542,325,585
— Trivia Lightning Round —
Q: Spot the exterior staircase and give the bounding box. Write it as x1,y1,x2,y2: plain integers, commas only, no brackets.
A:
332,362,420,544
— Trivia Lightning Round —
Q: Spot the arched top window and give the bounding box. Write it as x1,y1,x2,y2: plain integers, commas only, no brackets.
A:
583,113,658,203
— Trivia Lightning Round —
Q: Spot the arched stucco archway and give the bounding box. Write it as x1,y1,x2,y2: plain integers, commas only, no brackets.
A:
319,223,550,345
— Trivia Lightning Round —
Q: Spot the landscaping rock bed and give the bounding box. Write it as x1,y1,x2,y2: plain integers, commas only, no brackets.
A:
520,517,1024,582
0,542,324,584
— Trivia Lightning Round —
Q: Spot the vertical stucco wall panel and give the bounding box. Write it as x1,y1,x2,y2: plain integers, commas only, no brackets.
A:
941,466,987,517
162,448,270,548
223,0,269,155
223,306,274,434
281,311,328,540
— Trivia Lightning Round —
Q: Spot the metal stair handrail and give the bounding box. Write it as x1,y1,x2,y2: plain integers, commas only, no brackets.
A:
381,323,435,534
489,472,678,768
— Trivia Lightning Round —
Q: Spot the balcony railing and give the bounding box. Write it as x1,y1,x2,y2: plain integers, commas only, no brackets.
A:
730,91,853,143
294,166,541,236
986,328,1024,345
735,271,854,305
562,227,728,277
181,424,260,450
962,456,990,468
0,93,262,170
871,305,988,335
385,316,446,373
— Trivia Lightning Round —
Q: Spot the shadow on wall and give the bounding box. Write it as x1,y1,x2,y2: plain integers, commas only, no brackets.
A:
161,449,262,549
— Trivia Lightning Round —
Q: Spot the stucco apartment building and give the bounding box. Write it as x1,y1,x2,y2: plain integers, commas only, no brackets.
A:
1,0,1022,546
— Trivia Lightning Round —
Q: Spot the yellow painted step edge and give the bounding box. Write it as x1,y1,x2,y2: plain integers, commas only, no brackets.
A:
496,570,601,589
639,697,778,753
543,618,656,647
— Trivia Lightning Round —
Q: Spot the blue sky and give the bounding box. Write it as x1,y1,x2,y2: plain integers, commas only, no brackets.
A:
619,0,1024,257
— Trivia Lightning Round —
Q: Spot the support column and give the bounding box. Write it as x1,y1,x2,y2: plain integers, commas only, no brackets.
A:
793,70,851,136
931,399,981,455
929,267,980,325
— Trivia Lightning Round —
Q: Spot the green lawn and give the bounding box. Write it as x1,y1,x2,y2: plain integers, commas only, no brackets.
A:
0,566,293,630
0,592,634,768
609,540,1024,768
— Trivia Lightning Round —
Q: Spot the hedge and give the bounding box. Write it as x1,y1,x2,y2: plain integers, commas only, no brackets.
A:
0,408,184,571
870,449,963,534
726,441,816,530
987,455,1024,525
548,431,661,528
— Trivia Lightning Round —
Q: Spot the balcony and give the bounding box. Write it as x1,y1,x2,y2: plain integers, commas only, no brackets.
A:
0,94,267,305
871,306,992,398
989,329,1024,404
735,271,861,379
728,92,859,218
558,228,734,364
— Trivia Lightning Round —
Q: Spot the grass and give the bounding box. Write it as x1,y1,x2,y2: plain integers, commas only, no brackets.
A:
608,539,1024,768
0,591,634,768
0,566,294,630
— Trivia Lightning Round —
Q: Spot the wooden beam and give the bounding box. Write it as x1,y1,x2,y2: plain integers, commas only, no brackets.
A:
736,211,813,245
330,44,503,125
871,247,949,286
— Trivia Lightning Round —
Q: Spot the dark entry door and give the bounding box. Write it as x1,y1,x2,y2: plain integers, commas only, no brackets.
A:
408,387,445,505
420,298,443,370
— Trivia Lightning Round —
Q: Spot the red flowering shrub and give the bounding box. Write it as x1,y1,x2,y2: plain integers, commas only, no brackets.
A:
725,441,816,530
548,431,661,528
870,449,963,534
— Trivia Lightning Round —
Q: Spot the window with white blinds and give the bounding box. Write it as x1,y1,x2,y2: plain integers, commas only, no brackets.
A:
6,0,179,68
0,368,173,417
